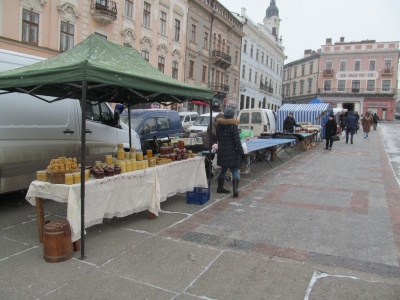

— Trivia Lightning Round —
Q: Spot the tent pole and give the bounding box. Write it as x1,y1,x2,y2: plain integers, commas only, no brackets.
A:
79,80,87,260
128,103,132,149
208,102,212,188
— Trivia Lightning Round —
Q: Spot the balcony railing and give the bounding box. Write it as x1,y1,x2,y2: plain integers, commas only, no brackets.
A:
318,87,396,94
323,69,334,76
381,68,393,76
260,83,273,94
212,84,229,94
91,0,117,24
211,50,231,69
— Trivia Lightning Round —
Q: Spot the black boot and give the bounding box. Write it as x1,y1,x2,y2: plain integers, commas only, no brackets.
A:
217,179,230,194
232,179,239,197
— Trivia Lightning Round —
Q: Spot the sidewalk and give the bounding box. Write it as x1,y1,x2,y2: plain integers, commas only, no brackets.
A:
1,129,400,299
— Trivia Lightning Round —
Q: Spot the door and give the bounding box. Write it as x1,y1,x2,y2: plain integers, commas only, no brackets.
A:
382,109,387,120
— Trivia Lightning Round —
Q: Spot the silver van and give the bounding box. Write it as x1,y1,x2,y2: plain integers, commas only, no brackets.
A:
0,49,141,194
179,111,199,132
237,108,277,136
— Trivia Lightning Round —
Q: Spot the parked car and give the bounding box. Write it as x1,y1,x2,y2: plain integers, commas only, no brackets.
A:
395,112,400,120
179,111,199,132
120,109,182,150
0,49,141,195
186,112,221,133
237,108,277,136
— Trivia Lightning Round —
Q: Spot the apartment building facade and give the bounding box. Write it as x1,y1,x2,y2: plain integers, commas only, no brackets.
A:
283,37,400,120
185,0,244,113
238,1,285,111
0,0,189,108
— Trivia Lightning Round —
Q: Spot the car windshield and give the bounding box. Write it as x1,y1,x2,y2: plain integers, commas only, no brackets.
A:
193,116,210,126
120,115,144,132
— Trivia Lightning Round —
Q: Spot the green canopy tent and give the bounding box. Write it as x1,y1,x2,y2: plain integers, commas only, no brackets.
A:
0,34,213,258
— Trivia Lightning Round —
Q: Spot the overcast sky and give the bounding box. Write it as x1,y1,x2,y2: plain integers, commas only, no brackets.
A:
218,0,400,63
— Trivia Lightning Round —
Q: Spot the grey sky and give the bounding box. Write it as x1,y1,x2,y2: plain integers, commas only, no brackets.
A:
218,0,400,63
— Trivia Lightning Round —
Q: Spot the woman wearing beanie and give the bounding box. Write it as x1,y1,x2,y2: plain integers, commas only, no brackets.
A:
324,114,337,150
215,109,244,197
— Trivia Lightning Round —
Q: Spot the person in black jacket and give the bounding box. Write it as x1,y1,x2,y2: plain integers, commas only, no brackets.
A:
345,111,357,144
203,113,224,179
373,113,380,130
283,113,301,133
216,109,244,197
324,114,337,150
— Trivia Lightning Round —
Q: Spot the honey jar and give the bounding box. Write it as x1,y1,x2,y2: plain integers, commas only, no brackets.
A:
105,155,113,165
136,151,143,161
146,149,153,159
119,160,126,173
117,149,125,160
73,172,81,184
126,160,132,172
65,173,73,185
131,160,137,171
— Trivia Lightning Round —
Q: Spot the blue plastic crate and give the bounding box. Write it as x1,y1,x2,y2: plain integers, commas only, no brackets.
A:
186,187,210,205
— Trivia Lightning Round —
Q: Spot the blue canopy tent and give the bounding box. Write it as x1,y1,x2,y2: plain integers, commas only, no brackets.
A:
277,103,331,138
309,98,323,104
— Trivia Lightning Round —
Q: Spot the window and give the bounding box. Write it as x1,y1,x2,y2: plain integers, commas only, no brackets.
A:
226,46,230,56
143,2,151,27
369,60,376,71
307,78,312,93
191,24,196,43
354,60,360,71
250,45,253,57
256,49,259,61
174,19,181,41
338,80,346,91
294,67,297,78
255,72,257,84
234,78,237,93
324,80,332,91
251,112,262,123
60,21,74,52
384,59,392,71
203,32,208,49
326,61,332,70
309,62,313,74
242,65,246,78
243,40,247,53
367,80,375,91
300,80,304,94
235,51,238,65
266,55,269,66
301,65,305,76
189,60,194,78
217,34,221,50
141,50,149,61
156,117,171,130
352,80,360,92
124,0,133,18
292,82,297,95
160,11,167,35
202,65,207,82
158,56,165,73
340,61,346,71
248,68,252,81
261,52,264,64
382,80,391,92
22,9,39,45
172,61,178,79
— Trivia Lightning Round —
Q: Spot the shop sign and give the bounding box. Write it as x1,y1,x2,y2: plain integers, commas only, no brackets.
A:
365,102,389,108
336,71,378,80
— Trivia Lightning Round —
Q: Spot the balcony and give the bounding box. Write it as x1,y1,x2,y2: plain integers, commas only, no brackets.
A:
211,50,231,69
323,69,334,76
381,68,393,76
212,84,229,94
91,0,117,24
260,83,273,94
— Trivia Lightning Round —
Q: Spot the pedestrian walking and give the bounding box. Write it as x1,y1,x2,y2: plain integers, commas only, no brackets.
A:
354,111,360,134
283,112,301,133
324,114,337,150
373,113,380,130
203,113,224,179
362,112,373,138
345,111,357,144
216,109,245,197
339,112,347,133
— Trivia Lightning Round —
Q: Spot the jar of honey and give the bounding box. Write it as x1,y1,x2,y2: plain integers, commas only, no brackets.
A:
119,160,126,173
131,160,137,171
178,140,185,150
126,160,132,172
65,173,73,185
136,151,143,161
146,149,153,159
117,149,125,160
105,155,113,165
73,172,81,184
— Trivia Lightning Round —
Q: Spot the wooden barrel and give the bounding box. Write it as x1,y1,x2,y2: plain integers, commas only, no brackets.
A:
43,220,73,263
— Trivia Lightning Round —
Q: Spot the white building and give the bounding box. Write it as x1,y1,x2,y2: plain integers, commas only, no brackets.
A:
238,0,285,111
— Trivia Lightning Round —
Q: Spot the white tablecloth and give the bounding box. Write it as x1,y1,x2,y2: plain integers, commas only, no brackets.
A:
26,156,207,242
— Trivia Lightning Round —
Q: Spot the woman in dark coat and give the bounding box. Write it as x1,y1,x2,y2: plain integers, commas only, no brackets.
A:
216,109,244,197
324,114,337,150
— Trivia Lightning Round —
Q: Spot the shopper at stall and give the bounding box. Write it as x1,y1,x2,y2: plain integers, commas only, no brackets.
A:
283,112,301,133
373,113,380,130
345,111,358,144
203,113,224,179
216,109,245,197
362,112,374,139
324,114,337,150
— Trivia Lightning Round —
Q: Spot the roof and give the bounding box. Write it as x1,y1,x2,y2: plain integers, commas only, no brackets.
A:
0,34,213,104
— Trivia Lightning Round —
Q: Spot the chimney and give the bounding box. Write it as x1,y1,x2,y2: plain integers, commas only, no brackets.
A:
326,38,332,45
340,37,345,42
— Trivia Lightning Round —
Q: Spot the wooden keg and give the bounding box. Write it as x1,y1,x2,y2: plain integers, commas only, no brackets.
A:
43,220,73,263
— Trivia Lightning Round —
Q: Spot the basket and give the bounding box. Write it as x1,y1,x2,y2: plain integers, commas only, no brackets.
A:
186,187,210,205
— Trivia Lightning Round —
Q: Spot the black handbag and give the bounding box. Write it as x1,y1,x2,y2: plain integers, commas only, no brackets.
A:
332,135,340,142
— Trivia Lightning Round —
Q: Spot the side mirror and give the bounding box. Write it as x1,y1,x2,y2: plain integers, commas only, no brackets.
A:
113,110,120,127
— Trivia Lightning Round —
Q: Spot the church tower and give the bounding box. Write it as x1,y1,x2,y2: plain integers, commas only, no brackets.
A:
264,0,280,39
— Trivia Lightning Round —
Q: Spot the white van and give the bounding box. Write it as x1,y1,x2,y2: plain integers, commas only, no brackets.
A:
0,49,141,194
186,112,221,133
179,111,199,132
237,108,277,136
